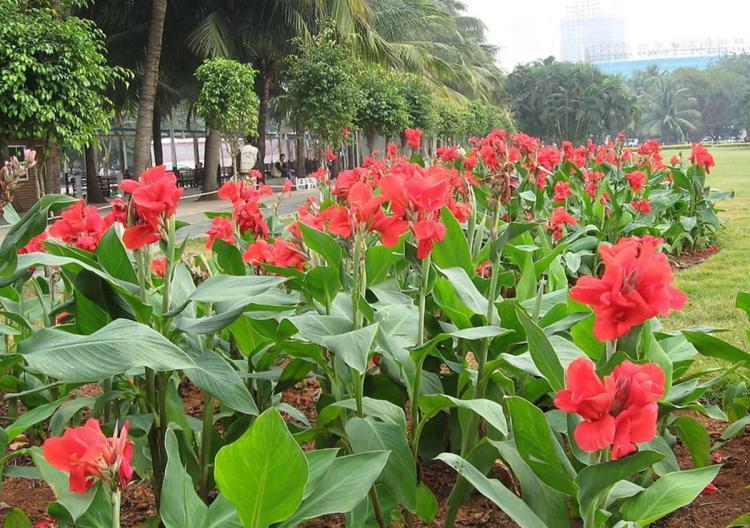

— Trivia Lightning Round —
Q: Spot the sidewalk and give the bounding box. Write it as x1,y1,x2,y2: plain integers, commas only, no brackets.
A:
0,188,317,243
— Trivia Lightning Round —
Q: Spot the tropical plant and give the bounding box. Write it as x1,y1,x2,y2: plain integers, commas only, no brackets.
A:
637,76,702,143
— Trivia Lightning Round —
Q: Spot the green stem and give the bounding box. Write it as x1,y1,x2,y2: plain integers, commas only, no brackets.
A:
352,228,364,330
410,254,431,451
444,228,503,528
199,393,215,502
161,215,176,316
111,489,121,528
532,278,546,323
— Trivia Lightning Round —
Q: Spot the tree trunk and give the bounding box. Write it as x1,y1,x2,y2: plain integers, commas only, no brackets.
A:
200,129,221,200
85,144,105,203
44,141,62,194
257,66,272,169
296,128,305,177
152,108,163,166
132,0,168,176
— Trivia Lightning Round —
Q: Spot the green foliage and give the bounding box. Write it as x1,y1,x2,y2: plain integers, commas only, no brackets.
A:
0,0,123,149
355,65,411,138
397,73,438,133
285,28,360,145
467,100,515,136
506,58,636,144
195,58,259,137
434,97,471,140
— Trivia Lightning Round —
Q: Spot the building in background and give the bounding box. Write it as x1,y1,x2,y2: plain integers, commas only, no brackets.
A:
560,0,750,76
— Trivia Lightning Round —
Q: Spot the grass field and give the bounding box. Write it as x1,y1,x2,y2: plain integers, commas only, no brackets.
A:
662,145,750,349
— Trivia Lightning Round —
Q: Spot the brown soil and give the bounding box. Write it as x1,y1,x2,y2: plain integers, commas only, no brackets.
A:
670,246,720,271
1,384,747,528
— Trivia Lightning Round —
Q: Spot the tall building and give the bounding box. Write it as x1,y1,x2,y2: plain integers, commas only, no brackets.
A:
560,0,625,63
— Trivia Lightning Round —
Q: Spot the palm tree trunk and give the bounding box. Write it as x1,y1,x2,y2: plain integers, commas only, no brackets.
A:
257,66,272,169
85,144,105,203
200,129,221,200
132,0,168,177
152,108,163,166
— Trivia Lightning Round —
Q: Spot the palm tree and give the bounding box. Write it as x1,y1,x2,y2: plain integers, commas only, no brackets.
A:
638,77,702,143
132,0,168,176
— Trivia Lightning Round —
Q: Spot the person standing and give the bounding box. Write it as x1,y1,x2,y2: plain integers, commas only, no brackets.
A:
239,137,259,175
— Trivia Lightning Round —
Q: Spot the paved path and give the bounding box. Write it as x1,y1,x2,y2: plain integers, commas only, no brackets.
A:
0,189,317,243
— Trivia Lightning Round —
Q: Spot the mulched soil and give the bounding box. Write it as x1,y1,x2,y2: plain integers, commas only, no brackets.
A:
1,383,747,527
670,246,720,271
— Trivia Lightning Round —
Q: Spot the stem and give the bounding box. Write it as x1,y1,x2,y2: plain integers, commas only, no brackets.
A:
352,228,363,330
199,393,215,501
161,215,176,315
444,228,503,528
532,278,546,323
410,255,431,449
111,489,121,528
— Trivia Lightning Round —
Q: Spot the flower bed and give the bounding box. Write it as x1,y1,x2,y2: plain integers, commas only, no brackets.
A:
0,129,746,527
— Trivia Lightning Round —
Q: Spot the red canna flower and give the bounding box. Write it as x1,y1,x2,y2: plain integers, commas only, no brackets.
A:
436,146,461,162
570,236,686,341
55,311,71,325
689,144,715,173
206,216,235,249
119,166,183,249
386,143,399,159
404,128,423,150
630,199,652,214
476,261,492,278
670,155,680,166
17,231,47,254
106,198,129,225
626,171,647,193
151,257,166,278
553,181,573,202
413,219,447,259
702,482,719,495
342,127,350,140
548,207,577,241
555,358,664,459
43,419,133,493
49,200,111,251
282,178,294,194
243,238,306,271
33,518,56,528
324,148,338,162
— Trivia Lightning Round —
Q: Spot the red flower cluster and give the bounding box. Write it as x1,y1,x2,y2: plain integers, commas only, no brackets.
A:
571,236,686,341
119,166,183,249
43,419,133,493
151,257,166,278
243,238,306,270
555,358,664,459
626,171,647,193
49,200,112,251
17,231,48,254
206,216,235,249
630,198,652,214
548,207,577,241
689,144,715,173
436,146,461,162
404,128,423,150
553,181,573,202
324,148,338,162
218,180,272,238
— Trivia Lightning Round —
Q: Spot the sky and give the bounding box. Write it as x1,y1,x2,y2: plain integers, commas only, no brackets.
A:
462,0,750,71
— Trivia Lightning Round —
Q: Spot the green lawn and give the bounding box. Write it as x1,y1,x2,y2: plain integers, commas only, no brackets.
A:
662,145,750,349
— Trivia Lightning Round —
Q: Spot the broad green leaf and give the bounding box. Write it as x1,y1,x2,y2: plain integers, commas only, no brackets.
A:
492,440,570,528
7,399,62,441
438,267,495,319
366,245,400,286
576,450,663,513
279,451,390,527
184,352,258,415
416,483,438,524
3,508,32,528
205,495,243,528
19,319,197,382
437,453,546,528
516,306,565,391
507,396,577,496
639,320,673,393
299,223,342,266
671,416,710,467
212,239,246,276
95,228,137,283
432,207,473,275
215,409,308,528
682,331,750,365
419,395,507,435
346,417,416,512
727,512,750,527
189,275,286,304
303,449,340,498
621,465,720,525
321,324,379,374
287,314,352,345
161,428,208,528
